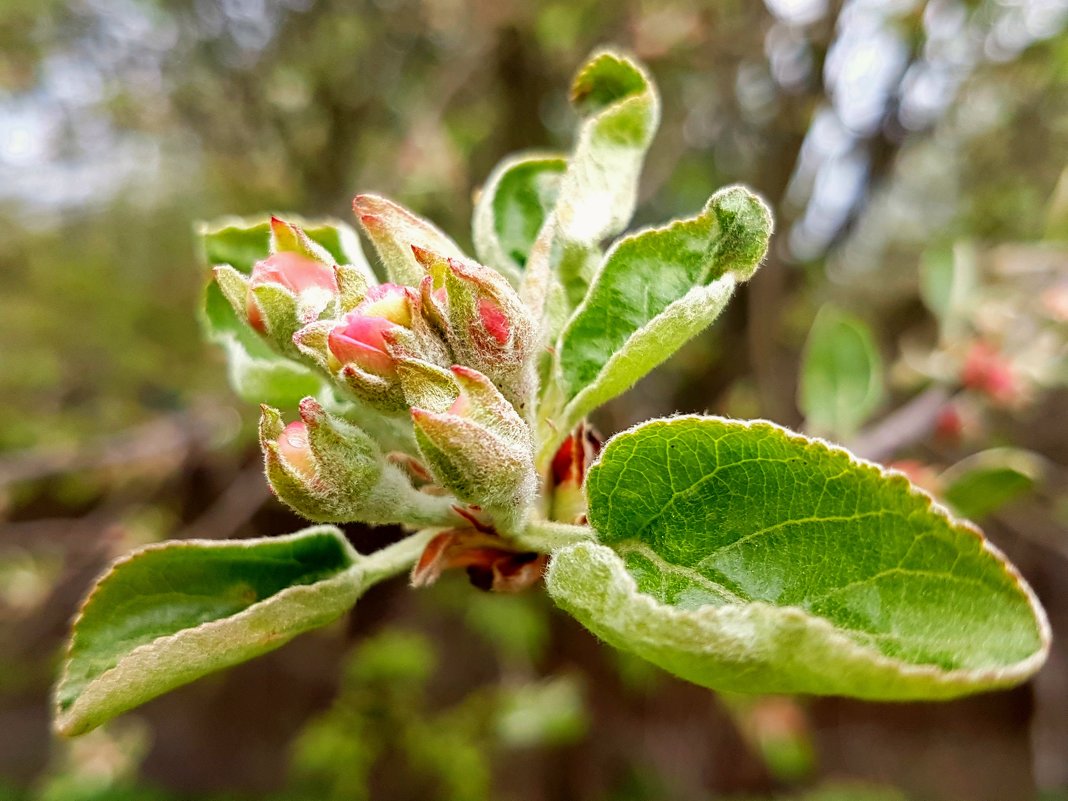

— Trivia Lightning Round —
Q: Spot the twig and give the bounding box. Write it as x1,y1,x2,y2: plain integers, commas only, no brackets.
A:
846,386,950,462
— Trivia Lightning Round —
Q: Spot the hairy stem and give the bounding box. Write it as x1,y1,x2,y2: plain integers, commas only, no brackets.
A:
356,528,440,587
515,519,597,553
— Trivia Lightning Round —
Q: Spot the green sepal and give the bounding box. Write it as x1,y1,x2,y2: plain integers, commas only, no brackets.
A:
353,194,466,286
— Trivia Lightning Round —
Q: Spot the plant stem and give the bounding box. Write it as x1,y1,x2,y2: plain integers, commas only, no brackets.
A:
515,519,596,553
356,528,440,587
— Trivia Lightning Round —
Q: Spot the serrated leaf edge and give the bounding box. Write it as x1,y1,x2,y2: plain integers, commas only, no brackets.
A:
54,527,362,736
576,414,1051,690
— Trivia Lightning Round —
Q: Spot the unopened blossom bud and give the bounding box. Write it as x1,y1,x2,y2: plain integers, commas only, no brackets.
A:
276,421,316,482
412,247,536,412
961,341,1019,407
549,422,602,524
328,284,414,377
293,282,448,411
259,398,457,526
246,252,339,335
406,365,536,529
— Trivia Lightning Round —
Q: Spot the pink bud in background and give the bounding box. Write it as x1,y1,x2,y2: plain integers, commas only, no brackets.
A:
327,283,414,378
277,421,315,481
246,252,338,333
961,341,1018,407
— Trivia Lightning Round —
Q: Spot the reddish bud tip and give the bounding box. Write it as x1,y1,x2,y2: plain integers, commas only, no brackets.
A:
326,284,413,377
477,298,510,345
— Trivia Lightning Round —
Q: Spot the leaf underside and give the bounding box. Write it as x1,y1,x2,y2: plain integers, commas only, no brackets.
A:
547,416,1049,699
55,527,362,736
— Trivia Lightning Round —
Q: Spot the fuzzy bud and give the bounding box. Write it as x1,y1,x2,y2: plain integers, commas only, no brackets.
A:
413,247,536,412
246,252,339,335
294,283,449,411
549,422,602,524
259,398,456,526
405,365,536,529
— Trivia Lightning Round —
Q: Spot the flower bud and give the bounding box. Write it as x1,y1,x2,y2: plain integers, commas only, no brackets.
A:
246,252,339,335
549,422,602,524
327,283,413,377
413,247,536,412
406,365,536,529
259,398,457,526
961,340,1019,407
294,283,449,411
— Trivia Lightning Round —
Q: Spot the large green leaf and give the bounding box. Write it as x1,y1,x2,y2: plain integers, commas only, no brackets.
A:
55,527,365,736
472,152,567,282
798,305,885,439
547,416,1049,699
538,188,770,464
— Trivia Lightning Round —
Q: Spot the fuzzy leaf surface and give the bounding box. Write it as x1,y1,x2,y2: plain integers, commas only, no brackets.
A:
473,153,567,281
548,416,1049,699
799,305,885,439
55,527,363,736
540,188,770,459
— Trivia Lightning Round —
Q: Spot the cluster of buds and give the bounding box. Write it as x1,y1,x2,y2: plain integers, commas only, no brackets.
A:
214,207,546,588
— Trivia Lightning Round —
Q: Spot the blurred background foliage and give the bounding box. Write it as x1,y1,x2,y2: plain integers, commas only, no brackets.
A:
1,0,1067,799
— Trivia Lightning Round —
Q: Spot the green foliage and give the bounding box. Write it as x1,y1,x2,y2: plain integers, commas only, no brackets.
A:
53,46,1050,742
548,416,1049,698
799,305,885,439
941,448,1045,520
55,527,363,736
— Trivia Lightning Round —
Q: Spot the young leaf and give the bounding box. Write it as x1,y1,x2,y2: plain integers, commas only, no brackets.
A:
55,527,365,736
472,152,567,282
941,448,1044,520
523,50,661,311
539,187,771,463
547,416,1049,699
799,305,885,439
557,50,659,250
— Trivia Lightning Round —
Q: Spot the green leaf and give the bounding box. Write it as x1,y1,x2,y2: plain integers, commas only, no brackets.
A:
547,416,1049,699
941,448,1043,520
472,152,567,282
919,243,976,341
799,305,885,439
557,50,659,249
539,187,770,463
521,50,661,312
55,527,364,736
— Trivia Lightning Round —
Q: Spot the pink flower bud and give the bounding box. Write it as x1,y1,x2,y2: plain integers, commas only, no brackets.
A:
961,341,1018,407
277,421,316,481
246,252,338,333
327,283,414,378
